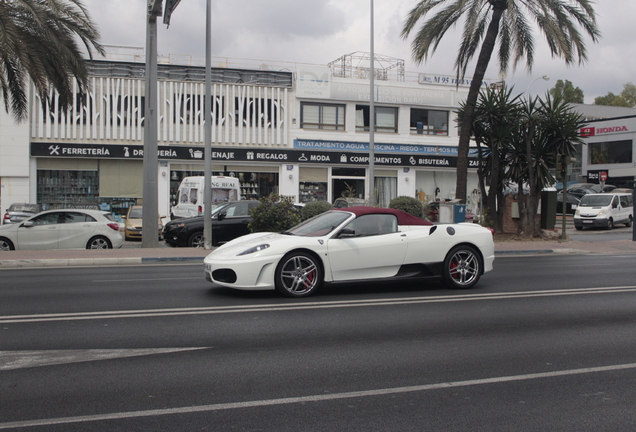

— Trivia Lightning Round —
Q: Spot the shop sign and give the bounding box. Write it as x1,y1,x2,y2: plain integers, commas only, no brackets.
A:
581,125,629,137
294,139,478,156
32,142,477,169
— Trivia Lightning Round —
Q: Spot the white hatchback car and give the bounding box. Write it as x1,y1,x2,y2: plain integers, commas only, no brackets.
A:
0,209,123,251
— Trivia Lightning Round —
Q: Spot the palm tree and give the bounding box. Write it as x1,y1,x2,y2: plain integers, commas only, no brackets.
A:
0,0,104,122
401,0,600,204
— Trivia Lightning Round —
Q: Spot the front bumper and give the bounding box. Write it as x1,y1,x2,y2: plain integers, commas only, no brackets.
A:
203,253,282,290
574,217,608,228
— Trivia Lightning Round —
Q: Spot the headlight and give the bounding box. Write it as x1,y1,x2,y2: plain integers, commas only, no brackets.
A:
574,209,580,216
238,244,270,256
598,209,607,216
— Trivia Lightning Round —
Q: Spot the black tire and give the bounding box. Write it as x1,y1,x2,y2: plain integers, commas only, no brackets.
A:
442,245,482,289
274,252,322,297
607,218,614,230
87,236,112,249
188,232,204,248
575,226,583,231
0,237,15,251
626,216,633,228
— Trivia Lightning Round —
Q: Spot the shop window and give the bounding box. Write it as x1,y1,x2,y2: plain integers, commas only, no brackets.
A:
37,170,99,210
355,105,398,133
589,140,632,164
410,108,448,135
301,103,345,130
374,177,397,208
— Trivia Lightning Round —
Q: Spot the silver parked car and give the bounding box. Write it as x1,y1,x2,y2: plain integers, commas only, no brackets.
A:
0,209,123,251
2,203,42,224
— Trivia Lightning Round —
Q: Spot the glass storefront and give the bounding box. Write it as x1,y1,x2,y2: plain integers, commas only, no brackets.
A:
169,168,279,203
38,170,99,210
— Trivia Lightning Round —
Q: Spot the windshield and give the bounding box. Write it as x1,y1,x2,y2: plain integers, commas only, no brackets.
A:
579,195,612,207
129,208,143,218
286,211,352,237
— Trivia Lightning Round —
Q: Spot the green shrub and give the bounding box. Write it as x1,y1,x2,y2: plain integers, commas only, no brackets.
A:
389,196,424,218
300,201,333,221
248,195,302,233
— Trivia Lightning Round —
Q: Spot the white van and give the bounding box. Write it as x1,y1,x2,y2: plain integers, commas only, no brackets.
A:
574,193,633,230
171,176,240,219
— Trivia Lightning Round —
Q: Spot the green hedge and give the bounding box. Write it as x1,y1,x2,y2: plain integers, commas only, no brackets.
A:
300,201,333,221
248,195,302,233
389,196,424,218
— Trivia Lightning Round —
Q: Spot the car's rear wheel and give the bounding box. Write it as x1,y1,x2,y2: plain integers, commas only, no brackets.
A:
87,236,112,249
275,252,322,297
0,237,15,251
188,232,204,248
442,245,482,289
607,218,614,230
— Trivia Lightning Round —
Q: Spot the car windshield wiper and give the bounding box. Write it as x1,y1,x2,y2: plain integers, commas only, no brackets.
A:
279,231,295,236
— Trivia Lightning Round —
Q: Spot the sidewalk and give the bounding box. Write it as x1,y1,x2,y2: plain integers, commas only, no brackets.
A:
2,234,636,268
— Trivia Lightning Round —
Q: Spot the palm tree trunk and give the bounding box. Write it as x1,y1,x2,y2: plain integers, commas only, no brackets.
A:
456,5,506,203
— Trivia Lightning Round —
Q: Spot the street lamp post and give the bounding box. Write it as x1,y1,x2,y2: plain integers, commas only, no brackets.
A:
203,0,213,249
142,1,162,248
142,0,180,248
525,75,550,95
368,0,375,206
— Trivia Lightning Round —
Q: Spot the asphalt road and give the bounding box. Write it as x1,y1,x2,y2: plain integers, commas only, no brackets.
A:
1,255,636,431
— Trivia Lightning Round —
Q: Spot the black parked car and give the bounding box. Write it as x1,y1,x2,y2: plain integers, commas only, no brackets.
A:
556,192,580,215
163,200,259,247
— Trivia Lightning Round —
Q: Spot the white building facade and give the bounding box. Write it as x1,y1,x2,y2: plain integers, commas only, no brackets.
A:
0,54,484,221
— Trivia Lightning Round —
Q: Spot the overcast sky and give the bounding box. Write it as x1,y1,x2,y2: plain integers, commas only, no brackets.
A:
82,0,633,103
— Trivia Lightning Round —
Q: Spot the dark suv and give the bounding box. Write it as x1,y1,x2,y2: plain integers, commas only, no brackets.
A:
163,200,259,247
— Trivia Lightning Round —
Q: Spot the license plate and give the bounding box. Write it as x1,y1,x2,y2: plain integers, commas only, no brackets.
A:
582,220,593,224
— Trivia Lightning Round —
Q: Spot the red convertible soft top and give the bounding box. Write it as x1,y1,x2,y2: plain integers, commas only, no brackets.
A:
332,206,433,226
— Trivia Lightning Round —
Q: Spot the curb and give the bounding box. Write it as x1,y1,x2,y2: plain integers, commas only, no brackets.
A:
0,256,204,269
494,248,591,256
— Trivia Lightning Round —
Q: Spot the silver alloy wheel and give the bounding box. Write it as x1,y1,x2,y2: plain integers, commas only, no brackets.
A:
443,246,480,289
276,253,321,297
0,238,14,251
189,232,204,248
88,236,111,249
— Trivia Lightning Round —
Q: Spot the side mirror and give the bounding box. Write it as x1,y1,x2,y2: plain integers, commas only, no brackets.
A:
337,227,356,238
22,221,34,228
217,212,227,221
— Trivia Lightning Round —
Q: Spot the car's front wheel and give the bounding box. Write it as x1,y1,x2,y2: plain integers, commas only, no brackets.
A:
607,218,614,230
188,232,204,248
0,237,15,251
87,236,112,249
626,216,633,228
274,252,322,297
442,245,482,289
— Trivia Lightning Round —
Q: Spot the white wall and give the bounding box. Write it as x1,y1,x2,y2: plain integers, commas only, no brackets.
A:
0,105,31,215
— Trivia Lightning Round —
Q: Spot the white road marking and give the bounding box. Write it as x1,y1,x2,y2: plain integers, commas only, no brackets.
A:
1,362,636,430
1,285,636,324
0,348,209,371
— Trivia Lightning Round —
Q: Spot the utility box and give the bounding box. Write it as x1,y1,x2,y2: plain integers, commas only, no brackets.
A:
541,190,557,229
439,202,466,223
454,204,466,223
